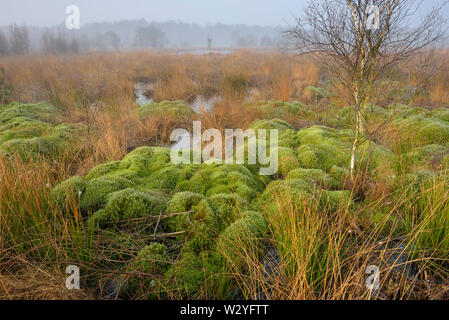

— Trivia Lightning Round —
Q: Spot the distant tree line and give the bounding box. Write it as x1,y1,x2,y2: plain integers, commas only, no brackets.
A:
0,19,283,56
0,24,29,55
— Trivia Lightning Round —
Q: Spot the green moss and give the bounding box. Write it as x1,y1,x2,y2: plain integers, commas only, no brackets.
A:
125,242,172,299
51,176,85,207
334,105,388,129
177,168,211,194
254,100,316,119
431,108,449,123
80,177,134,212
87,209,110,228
248,119,298,149
218,211,267,271
134,243,171,274
249,118,294,131
328,166,348,187
167,250,227,299
386,104,428,118
407,144,448,169
260,178,352,214
85,161,121,180
394,115,449,146
0,102,56,124
178,163,260,202
260,179,312,206
303,86,332,100
0,103,85,160
321,190,353,212
137,101,195,118
198,193,247,236
286,168,337,189
297,125,347,145
295,125,389,174
0,121,52,144
119,147,171,176
276,147,300,178
359,141,394,172
97,188,166,223
147,165,194,190
296,143,349,172
165,192,204,232
1,136,61,160
167,192,204,213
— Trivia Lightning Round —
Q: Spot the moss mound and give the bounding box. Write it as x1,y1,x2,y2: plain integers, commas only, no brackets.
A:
134,243,171,275
178,163,262,202
253,100,316,119
90,188,167,225
165,192,204,232
303,86,333,100
218,211,268,271
287,168,338,189
0,102,85,159
276,146,300,178
137,101,195,118
394,115,449,146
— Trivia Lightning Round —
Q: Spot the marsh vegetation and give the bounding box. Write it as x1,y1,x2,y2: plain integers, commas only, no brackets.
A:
0,48,448,300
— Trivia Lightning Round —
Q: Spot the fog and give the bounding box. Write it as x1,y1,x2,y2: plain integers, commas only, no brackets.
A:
0,0,447,53
0,0,306,27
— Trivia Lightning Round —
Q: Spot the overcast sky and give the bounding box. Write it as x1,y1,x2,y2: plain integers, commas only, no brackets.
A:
0,0,448,27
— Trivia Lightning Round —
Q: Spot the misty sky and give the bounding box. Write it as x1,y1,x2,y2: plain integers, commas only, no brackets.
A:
0,0,448,27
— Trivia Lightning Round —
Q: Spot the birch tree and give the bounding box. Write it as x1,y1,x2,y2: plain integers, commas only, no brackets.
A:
285,0,448,178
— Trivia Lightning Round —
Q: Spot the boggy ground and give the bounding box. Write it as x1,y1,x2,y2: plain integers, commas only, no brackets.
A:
0,51,448,300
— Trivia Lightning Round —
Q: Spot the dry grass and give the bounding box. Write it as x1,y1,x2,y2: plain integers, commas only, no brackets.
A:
0,50,448,300
0,264,95,300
